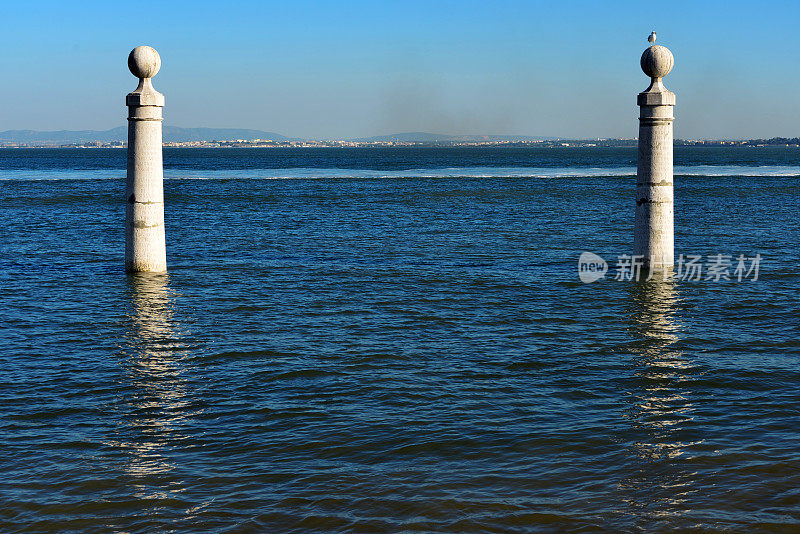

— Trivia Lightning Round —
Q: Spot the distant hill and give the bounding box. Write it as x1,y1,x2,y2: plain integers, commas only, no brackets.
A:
162,127,293,143
351,132,555,143
0,127,293,144
0,128,127,144
0,128,587,146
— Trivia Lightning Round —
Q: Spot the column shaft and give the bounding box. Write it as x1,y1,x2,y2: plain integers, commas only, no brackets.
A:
125,91,166,272
635,103,674,268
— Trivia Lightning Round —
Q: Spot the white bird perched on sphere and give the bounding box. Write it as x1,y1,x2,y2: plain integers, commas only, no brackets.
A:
648,31,657,44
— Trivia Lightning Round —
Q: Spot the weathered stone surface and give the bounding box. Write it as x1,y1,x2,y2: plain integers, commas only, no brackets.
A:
125,46,167,273
640,45,674,79
128,45,161,79
635,42,675,269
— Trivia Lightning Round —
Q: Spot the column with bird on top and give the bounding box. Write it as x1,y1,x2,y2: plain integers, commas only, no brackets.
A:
635,32,675,271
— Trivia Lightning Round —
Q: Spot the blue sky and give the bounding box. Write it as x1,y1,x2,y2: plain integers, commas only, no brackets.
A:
2,0,799,139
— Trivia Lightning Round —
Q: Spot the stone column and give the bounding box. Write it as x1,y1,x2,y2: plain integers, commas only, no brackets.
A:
125,46,167,272
635,40,675,270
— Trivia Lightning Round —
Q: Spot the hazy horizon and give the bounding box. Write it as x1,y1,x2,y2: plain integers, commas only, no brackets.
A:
2,0,800,139
2,125,798,143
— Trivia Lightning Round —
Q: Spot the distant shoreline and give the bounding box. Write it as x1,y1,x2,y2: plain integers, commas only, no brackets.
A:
1,140,799,149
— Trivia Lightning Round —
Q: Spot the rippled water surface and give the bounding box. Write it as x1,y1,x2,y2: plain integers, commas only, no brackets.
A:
1,147,799,532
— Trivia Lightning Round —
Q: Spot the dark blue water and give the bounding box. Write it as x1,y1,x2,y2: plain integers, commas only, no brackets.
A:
1,147,799,532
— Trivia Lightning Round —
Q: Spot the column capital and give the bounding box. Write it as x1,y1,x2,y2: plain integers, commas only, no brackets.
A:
638,90,675,106
127,46,165,107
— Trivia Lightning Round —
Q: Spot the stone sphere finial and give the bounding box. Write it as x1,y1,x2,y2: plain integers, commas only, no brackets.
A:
128,46,161,79
641,44,673,79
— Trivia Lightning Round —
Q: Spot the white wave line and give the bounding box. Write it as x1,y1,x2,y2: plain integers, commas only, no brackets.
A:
2,165,800,181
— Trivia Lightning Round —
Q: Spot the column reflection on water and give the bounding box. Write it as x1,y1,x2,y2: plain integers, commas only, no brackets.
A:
120,273,193,501
619,276,701,525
